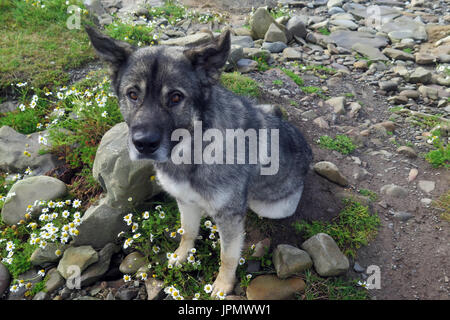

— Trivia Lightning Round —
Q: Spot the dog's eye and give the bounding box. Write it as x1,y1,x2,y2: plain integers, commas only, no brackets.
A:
170,92,183,105
128,91,138,101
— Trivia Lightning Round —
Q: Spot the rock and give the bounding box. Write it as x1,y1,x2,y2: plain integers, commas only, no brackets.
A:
44,268,65,293
393,211,414,221
251,238,271,258
399,90,420,99
0,126,60,175
353,167,371,182
353,60,369,69
84,0,107,17
230,35,254,48
0,100,17,113
329,30,389,50
119,251,146,274
380,184,408,198
415,53,437,65
408,168,419,182
286,16,307,39
418,180,435,193
264,23,287,44
33,291,49,300
313,161,348,187
80,243,120,286
282,47,302,61
353,262,365,273
0,263,10,296
301,233,349,276
352,43,388,61
228,45,244,65
418,85,438,100
246,275,305,300
380,16,427,42
7,268,41,300
249,7,276,40
382,48,415,61
379,80,398,92
116,287,139,300
273,244,312,279
145,278,164,300
327,0,344,8
313,116,329,129
30,243,68,267
236,59,258,73
330,19,358,30
233,27,252,37
159,33,212,46
326,96,346,114
262,41,287,53
409,67,432,84
72,197,127,249
396,146,417,158
343,2,401,21
93,122,160,209
57,246,99,279
1,176,67,225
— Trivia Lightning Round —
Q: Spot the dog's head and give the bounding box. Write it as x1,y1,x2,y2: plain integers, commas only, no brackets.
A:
85,26,230,162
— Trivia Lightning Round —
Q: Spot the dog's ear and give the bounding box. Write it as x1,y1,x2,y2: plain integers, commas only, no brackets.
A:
183,30,231,82
85,25,135,68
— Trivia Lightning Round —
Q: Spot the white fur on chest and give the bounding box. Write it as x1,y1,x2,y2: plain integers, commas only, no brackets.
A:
155,170,232,214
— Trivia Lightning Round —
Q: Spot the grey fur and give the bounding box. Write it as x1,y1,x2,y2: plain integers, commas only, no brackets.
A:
86,26,312,295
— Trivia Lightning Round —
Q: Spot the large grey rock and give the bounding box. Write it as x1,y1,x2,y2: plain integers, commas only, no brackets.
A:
382,48,415,61
1,176,67,225
409,67,432,84
44,268,65,293
313,161,348,186
119,251,147,274
0,101,17,113
93,122,160,209
273,244,313,279
72,197,127,249
160,33,212,46
343,3,401,21
262,41,287,53
282,47,302,61
30,243,68,266
301,233,349,276
249,7,276,40
329,30,389,50
379,16,427,42
264,23,287,44
80,243,120,286
286,16,307,39
330,19,358,30
231,35,254,48
57,246,99,279
246,275,305,300
0,263,10,296
326,96,346,114
380,184,408,198
0,126,60,175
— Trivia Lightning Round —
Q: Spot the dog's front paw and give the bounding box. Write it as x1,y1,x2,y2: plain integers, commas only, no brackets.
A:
212,275,235,299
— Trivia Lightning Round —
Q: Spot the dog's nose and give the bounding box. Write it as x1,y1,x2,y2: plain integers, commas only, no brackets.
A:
132,130,162,155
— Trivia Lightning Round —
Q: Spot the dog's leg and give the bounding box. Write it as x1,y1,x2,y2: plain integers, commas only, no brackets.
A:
212,215,245,297
169,200,202,266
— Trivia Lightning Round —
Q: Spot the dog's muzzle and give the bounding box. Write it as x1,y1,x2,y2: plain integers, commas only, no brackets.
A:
131,130,162,155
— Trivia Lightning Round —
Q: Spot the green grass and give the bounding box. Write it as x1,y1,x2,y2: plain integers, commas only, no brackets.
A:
402,48,413,54
424,128,449,168
272,79,284,86
318,135,357,155
299,269,369,300
220,72,261,98
358,189,378,202
281,68,304,86
433,191,450,222
0,0,95,92
317,27,330,36
293,199,380,258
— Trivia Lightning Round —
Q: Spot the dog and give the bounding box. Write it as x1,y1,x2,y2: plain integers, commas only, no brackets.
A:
86,26,312,297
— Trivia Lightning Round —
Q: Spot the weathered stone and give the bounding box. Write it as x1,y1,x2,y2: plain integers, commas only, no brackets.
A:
326,96,346,114
236,58,258,73
329,30,389,50
262,41,287,53
246,275,305,300
409,67,432,84
30,243,68,266
80,243,120,286
0,263,10,296
57,246,99,279
352,43,388,61
273,244,313,279
382,48,415,61
380,184,408,198
313,161,348,186
119,251,147,274
301,233,349,276
44,268,65,293
264,23,287,44
0,126,61,175
1,176,67,225
379,80,398,92
159,33,212,46
249,7,276,40
282,47,302,61
396,146,417,158
231,35,254,48
415,53,437,65
286,16,307,39
72,197,127,249
418,180,435,193
93,122,160,209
